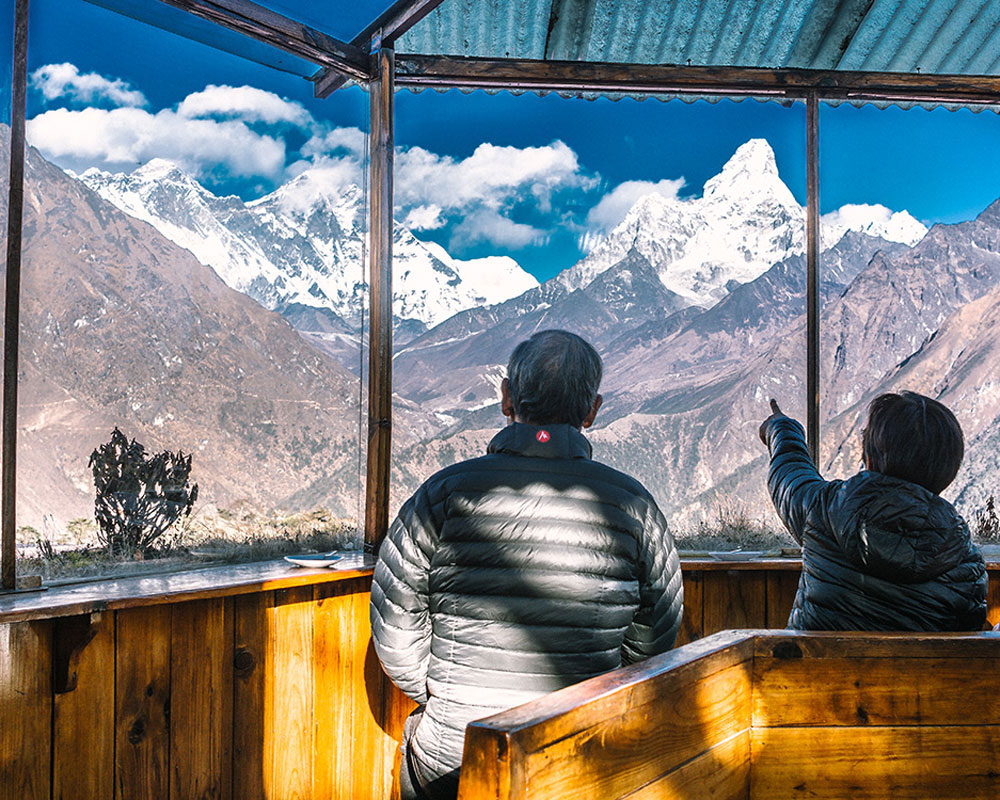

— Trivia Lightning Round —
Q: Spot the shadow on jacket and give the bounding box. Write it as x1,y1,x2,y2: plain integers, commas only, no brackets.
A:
370,422,683,795
763,415,987,631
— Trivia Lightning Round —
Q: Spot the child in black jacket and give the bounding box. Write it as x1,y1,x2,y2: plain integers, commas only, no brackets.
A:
759,392,987,631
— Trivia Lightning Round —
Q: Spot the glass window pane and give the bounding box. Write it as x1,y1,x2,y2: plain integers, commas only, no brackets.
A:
820,102,1000,545
390,90,808,549
18,0,367,578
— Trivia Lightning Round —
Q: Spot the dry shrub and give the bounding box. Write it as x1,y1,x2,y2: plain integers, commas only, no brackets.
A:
676,500,795,551
973,496,1000,544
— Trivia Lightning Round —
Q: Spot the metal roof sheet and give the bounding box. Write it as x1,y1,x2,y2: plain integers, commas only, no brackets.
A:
395,0,1000,108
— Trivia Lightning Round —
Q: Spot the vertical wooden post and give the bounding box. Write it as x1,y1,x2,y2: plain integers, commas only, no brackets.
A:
365,43,394,554
806,93,820,466
2,0,29,591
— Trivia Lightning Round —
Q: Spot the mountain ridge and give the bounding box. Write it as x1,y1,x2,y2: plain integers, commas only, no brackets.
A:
78,160,539,336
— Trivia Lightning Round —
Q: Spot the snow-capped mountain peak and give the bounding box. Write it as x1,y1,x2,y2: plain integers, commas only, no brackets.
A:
132,157,187,181
78,159,536,332
253,170,365,240
562,138,923,310
421,240,538,305
257,168,360,218
821,204,927,248
703,138,796,207
562,139,804,306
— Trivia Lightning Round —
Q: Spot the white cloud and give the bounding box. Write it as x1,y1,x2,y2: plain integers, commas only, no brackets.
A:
451,208,547,249
821,203,894,230
396,141,592,213
302,126,367,159
27,106,285,180
821,203,927,247
403,205,445,231
30,63,146,107
585,178,686,232
177,84,313,127
26,68,600,252
390,141,596,249
291,138,594,248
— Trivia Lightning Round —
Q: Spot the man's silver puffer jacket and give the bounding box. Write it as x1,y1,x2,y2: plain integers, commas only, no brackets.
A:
371,423,683,793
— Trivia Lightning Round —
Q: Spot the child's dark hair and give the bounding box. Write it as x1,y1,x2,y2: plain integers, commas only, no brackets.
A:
862,391,964,494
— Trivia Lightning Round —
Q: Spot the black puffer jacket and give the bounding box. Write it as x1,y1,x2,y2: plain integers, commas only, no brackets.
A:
764,415,987,631
371,423,682,792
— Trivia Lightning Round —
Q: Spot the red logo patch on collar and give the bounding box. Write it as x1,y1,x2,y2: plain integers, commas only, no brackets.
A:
536,430,551,443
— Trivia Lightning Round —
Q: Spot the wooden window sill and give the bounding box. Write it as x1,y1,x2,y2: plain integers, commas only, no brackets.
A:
0,556,376,624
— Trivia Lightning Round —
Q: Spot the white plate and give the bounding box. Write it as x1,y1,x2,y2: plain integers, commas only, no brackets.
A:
284,552,343,568
709,550,765,561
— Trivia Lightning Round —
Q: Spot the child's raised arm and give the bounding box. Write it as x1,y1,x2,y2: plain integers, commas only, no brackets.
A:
759,399,827,543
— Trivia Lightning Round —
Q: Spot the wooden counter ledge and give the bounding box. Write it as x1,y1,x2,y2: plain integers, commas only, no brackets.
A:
1,555,996,625
0,555,376,624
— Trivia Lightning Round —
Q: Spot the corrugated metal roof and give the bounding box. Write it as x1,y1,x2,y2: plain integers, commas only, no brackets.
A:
395,0,1000,108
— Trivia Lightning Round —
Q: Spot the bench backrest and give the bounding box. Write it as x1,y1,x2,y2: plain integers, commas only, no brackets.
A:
457,630,1000,800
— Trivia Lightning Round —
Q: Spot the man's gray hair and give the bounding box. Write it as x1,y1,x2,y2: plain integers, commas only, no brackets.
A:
507,330,603,427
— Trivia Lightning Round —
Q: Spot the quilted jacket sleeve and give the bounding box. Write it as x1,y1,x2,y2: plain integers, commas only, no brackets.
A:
621,501,683,665
764,415,827,544
369,484,436,704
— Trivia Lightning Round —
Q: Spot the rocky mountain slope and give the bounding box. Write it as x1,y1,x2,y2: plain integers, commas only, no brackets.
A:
389,141,924,433
13,126,995,534
600,200,1000,526
386,153,1000,529
2,131,434,528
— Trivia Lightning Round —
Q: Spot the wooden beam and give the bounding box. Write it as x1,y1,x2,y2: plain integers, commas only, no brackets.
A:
806,94,820,466
314,0,446,99
363,0,447,45
2,0,29,592
153,0,369,80
364,46,395,554
394,55,1000,105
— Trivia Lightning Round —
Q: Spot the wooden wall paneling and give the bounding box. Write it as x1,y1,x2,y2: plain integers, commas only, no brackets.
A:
313,575,417,800
382,677,418,800
751,725,1000,799
266,585,315,799
169,598,234,800
986,567,999,628
356,581,410,800
675,571,703,646
625,729,750,800
516,661,752,799
752,655,1000,728
116,605,172,800
233,592,268,800
52,612,115,800
702,571,766,635
313,577,361,799
0,620,51,800
372,577,420,800
764,570,799,629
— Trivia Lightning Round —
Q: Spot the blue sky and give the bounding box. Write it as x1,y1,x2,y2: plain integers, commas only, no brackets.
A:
6,0,1000,281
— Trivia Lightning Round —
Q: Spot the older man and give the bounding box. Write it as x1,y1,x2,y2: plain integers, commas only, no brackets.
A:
371,330,682,800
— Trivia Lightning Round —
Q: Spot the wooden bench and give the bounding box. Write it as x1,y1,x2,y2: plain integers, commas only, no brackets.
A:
456,629,1000,800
